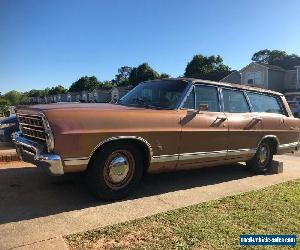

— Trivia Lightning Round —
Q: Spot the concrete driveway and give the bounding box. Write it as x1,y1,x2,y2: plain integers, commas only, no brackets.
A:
0,154,300,249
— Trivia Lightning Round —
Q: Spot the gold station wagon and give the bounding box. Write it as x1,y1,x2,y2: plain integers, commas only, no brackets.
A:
13,78,300,200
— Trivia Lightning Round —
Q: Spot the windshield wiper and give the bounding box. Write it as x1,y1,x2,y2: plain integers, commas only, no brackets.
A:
132,98,171,110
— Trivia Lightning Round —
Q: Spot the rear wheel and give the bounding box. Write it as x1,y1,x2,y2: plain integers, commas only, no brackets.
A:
86,142,144,200
246,141,273,174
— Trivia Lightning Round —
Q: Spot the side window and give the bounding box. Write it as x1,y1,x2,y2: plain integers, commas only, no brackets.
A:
246,92,283,114
222,89,250,113
194,85,220,112
182,88,195,109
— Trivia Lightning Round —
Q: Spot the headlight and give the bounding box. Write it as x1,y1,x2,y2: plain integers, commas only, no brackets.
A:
40,113,55,153
0,123,16,129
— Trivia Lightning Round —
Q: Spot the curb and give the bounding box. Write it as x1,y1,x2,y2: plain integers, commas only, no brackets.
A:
0,154,20,162
0,148,20,162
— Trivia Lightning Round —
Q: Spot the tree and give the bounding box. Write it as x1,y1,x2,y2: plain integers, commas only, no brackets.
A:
252,49,300,70
3,91,23,106
48,85,67,95
129,63,160,86
100,81,114,89
69,76,101,92
160,73,170,79
184,54,231,81
27,89,44,98
114,66,132,86
0,98,10,116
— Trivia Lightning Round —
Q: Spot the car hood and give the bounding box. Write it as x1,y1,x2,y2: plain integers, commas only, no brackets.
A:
16,103,146,114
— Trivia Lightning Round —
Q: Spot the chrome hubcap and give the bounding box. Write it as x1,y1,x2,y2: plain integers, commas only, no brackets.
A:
108,154,130,184
103,150,135,190
258,145,269,165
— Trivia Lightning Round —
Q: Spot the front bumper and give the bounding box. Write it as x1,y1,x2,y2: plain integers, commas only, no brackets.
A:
12,132,64,175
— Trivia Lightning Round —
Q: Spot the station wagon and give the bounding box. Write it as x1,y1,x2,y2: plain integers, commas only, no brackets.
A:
13,78,300,200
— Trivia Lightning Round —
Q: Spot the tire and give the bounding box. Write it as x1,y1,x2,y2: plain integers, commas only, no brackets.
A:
86,142,144,201
246,141,273,174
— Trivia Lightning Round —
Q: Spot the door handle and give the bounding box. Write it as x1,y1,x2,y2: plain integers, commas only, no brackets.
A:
216,116,227,121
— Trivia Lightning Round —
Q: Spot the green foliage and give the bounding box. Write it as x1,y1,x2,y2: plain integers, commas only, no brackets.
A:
0,105,10,117
129,63,160,86
160,73,171,79
26,85,66,98
3,90,24,106
48,85,67,95
252,49,300,70
100,81,115,89
184,54,231,81
69,76,101,92
27,89,45,98
0,90,29,106
114,66,132,86
0,98,9,106
66,180,300,250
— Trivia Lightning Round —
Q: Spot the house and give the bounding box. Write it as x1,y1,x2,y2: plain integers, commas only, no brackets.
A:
220,62,300,101
240,62,287,93
219,70,241,84
240,62,300,100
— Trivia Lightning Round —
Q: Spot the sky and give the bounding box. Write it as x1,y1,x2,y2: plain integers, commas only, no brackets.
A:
1,0,300,94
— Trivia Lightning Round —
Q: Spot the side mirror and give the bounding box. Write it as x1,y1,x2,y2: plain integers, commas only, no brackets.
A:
198,104,209,111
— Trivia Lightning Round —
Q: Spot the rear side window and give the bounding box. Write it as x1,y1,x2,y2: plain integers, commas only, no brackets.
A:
247,92,283,114
222,89,250,113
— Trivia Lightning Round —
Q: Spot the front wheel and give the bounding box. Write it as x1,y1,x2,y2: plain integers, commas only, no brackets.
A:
246,141,273,174
86,143,144,201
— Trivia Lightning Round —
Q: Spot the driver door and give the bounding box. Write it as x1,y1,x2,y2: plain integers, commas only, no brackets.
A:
178,84,229,169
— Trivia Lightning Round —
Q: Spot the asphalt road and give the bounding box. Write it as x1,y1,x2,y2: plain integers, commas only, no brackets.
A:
0,154,300,249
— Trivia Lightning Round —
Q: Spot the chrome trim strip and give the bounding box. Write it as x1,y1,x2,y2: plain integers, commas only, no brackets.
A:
64,157,89,166
279,141,299,150
179,150,227,160
227,148,256,156
40,112,55,153
152,148,256,163
243,91,254,112
177,81,194,109
152,154,179,163
89,136,153,162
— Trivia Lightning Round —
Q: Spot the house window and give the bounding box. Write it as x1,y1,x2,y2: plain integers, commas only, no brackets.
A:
245,71,263,85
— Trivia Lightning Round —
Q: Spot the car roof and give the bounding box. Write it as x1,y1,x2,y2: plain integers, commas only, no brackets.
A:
148,78,283,97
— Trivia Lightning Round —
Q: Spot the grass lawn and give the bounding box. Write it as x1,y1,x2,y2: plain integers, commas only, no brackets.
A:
65,179,300,250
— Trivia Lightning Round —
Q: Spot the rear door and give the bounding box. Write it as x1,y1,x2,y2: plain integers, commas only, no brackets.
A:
221,88,263,159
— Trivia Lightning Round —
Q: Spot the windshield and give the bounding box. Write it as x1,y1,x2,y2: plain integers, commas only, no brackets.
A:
118,80,188,109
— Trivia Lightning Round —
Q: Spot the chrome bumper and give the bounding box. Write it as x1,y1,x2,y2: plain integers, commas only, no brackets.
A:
12,132,64,175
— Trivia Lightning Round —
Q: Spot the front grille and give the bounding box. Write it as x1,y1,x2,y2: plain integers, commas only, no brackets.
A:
17,113,46,141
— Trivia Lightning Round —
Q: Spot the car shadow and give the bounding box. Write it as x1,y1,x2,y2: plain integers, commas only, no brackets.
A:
0,163,254,224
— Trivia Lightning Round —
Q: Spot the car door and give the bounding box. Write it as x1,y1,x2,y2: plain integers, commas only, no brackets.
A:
178,84,229,168
247,92,300,148
222,88,263,159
